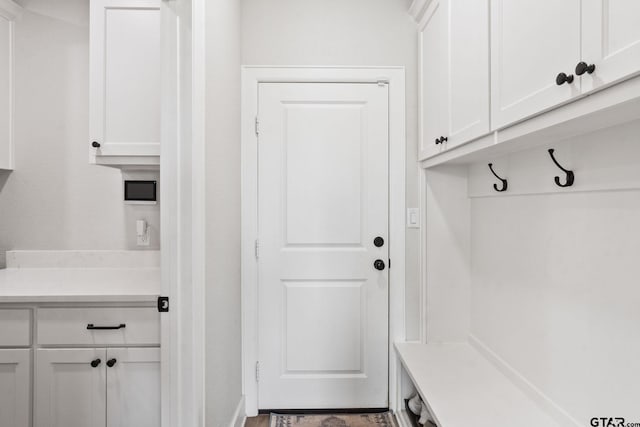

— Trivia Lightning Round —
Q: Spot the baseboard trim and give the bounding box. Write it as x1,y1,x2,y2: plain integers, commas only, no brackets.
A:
468,335,581,427
230,396,246,427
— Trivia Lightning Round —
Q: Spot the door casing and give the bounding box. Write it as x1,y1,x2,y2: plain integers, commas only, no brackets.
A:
241,66,407,416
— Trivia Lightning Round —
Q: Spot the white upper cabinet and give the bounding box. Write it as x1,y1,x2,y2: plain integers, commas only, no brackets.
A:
0,0,20,171
582,0,640,92
418,0,449,160
448,0,490,147
89,0,161,166
418,0,490,160
490,0,582,129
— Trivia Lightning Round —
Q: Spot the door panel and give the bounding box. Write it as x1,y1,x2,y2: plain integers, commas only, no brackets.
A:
0,350,30,427
258,82,389,409
582,0,640,92
106,348,160,427
35,349,106,427
491,0,582,129
418,0,449,159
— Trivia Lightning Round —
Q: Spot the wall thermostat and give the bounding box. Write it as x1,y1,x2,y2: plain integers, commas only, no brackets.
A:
124,180,157,204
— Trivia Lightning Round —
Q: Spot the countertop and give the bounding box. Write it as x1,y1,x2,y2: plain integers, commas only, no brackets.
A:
0,267,161,303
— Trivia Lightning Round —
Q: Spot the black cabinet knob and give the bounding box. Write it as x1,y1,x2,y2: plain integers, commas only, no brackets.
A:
434,137,441,145
92,141,101,148
575,61,595,76
373,236,384,247
106,358,117,368
90,358,101,368
556,72,574,86
374,259,386,271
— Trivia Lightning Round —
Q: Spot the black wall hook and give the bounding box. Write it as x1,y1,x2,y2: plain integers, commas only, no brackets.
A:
548,149,574,187
488,163,508,192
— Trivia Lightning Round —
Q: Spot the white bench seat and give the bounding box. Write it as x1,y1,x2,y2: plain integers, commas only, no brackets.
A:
395,342,564,427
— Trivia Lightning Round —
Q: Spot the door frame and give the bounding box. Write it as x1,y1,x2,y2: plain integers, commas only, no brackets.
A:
241,66,406,416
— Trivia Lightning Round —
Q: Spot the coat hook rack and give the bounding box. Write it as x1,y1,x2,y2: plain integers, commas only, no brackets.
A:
547,149,575,187
488,163,508,192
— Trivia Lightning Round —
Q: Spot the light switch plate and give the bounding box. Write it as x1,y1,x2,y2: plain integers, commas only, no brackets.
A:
407,208,420,229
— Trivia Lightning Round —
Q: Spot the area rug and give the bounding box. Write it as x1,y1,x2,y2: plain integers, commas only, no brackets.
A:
270,413,397,427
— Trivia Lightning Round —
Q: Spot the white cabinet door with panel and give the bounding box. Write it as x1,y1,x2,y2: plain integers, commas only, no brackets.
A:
418,0,449,160
0,349,30,427
0,0,20,170
89,0,161,165
582,0,640,92
491,0,582,129
106,348,160,427
447,0,490,148
35,349,106,427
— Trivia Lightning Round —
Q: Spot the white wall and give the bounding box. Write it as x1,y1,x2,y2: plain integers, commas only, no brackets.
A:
468,121,640,424
0,0,160,261
241,0,421,339
204,0,243,425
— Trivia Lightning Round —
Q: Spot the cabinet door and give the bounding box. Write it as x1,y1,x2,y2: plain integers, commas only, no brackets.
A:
0,5,17,171
582,0,640,92
447,0,490,148
35,349,106,427
490,0,582,129
89,0,161,161
0,350,30,427
418,0,449,160
106,348,160,427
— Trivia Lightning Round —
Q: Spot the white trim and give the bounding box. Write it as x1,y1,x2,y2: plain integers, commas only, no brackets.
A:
230,396,247,427
469,335,582,427
241,66,406,416
0,0,22,20
407,0,431,23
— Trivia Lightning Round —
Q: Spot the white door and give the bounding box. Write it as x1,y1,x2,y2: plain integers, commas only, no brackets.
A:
582,0,640,92
89,0,161,160
106,348,160,427
35,349,106,427
0,349,30,427
418,0,449,160
490,0,582,129
257,82,389,409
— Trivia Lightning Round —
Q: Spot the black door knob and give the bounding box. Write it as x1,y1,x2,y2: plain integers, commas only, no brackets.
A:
556,72,574,86
374,259,386,271
92,141,101,148
373,237,384,247
575,61,595,76
90,358,101,368
106,358,117,368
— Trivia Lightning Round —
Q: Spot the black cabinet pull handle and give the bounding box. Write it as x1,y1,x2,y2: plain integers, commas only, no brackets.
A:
90,358,101,368
91,141,101,148
434,136,448,145
106,358,117,368
575,61,596,76
556,72,574,86
87,323,126,330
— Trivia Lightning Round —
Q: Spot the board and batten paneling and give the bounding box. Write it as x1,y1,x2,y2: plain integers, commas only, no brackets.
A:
467,120,640,424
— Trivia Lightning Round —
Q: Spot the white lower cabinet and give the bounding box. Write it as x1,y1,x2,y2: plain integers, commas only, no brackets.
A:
35,349,106,427
106,348,161,427
0,349,30,427
36,347,160,427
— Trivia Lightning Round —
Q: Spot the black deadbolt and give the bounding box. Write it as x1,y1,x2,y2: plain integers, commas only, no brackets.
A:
107,358,117,368
374,237,384,247
90,358,101,368
91,141,101,148
374,259,386,271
